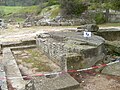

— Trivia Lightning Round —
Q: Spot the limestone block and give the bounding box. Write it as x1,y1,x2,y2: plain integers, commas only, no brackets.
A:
3,48,26,90
33,73,79,90
36,31,105,70
102,63,120,76
77,24,99,32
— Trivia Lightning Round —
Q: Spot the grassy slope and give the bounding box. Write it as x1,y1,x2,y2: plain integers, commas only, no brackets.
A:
40,5,60,19
99,23,120,27
0,6,38,16
1,5,60,21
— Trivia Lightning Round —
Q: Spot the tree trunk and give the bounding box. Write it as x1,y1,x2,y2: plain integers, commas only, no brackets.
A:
4,0,7,6
105,9,109,22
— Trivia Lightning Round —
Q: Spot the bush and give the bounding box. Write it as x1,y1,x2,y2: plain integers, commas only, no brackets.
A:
94,12,106,24
0,9,5,18
48,0,59,6
60,0,88,18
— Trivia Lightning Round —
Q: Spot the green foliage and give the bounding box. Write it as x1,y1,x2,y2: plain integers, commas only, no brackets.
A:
0,0,39,6
0,6,23,15
99,23,120,27
18,6,38,14
112,0,120,10
89,0,120,11
88,3,101,10
94,12,106,24
0,5,39,18
36,7,42,14
48,0,59,6
50,5,60,18
60,0,88,18
40,5,60,19
0,9,5,18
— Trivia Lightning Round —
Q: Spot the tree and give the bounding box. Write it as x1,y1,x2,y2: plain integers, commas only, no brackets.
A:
48,0,58,6
89,0,120,22
112,0,120,11
59,0,88,18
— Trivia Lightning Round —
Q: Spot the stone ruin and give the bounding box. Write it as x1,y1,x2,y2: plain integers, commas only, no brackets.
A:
0,24,120,90
0,19,7,29
36,30,105,71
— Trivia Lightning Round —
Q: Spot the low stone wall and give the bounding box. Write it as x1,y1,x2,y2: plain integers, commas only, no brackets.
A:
96,28,120,41
109,13,120,23
2,39,36,48
36,38,67,70
36,31,105,70
0,42,2,54
0,65,8,90
3,48,26,90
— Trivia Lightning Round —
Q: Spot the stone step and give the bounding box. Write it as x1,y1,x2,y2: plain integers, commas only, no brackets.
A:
10,45,36,50
1,39,36,48
32,73,79,90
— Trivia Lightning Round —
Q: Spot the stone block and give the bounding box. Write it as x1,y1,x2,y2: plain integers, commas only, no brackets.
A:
3,48,26,90
33,73,79,90
36,31,105,70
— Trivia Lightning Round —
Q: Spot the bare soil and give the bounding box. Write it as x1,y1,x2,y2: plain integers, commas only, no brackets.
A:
1,25,120,90
80,74,120,90
13,48,60,75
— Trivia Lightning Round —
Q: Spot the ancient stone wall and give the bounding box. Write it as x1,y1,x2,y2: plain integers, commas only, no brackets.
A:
3,48,26,90
0,65,8,90
96,29,120,41
109,13,120,23
36,37,67,70
36,31,105,71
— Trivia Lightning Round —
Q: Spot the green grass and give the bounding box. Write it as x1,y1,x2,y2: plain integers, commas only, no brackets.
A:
0,6,23,15
17,49,52,72
51,5,60,19
98,23,120,27
40,5,60,19
0,5,38,17
18,5,38,14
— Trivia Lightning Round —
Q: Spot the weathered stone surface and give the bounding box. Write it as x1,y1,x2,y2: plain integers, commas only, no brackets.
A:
10,45,36,50
2,39,36,48
77,24,99,32
96,28,120,41
36,31,105,70
0,42,2,54
0,19,7,29
95,28,120,54
105,41,120,54
33,73,79,90
92,27,120,76
3,48,26,90
109,13,120,23
102,62,120,76
0,65,8,90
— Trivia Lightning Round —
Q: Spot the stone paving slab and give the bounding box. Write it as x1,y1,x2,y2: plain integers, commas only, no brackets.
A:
33,73,79,90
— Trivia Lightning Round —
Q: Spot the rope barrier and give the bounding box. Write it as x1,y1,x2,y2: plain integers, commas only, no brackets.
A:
0,58,120,80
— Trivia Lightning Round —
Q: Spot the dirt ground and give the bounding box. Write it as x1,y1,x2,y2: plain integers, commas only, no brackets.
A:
79,74,120,90
0,25,120,90
13,48,60,75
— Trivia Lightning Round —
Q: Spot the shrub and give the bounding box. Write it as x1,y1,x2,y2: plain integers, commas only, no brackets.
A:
94,12,106,24
0,9,5,18
48,0,59,6
60,0,88,18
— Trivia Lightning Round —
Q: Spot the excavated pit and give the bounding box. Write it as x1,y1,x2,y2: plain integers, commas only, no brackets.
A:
95,27,120,76
1,26,120,90
13,48,60,75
